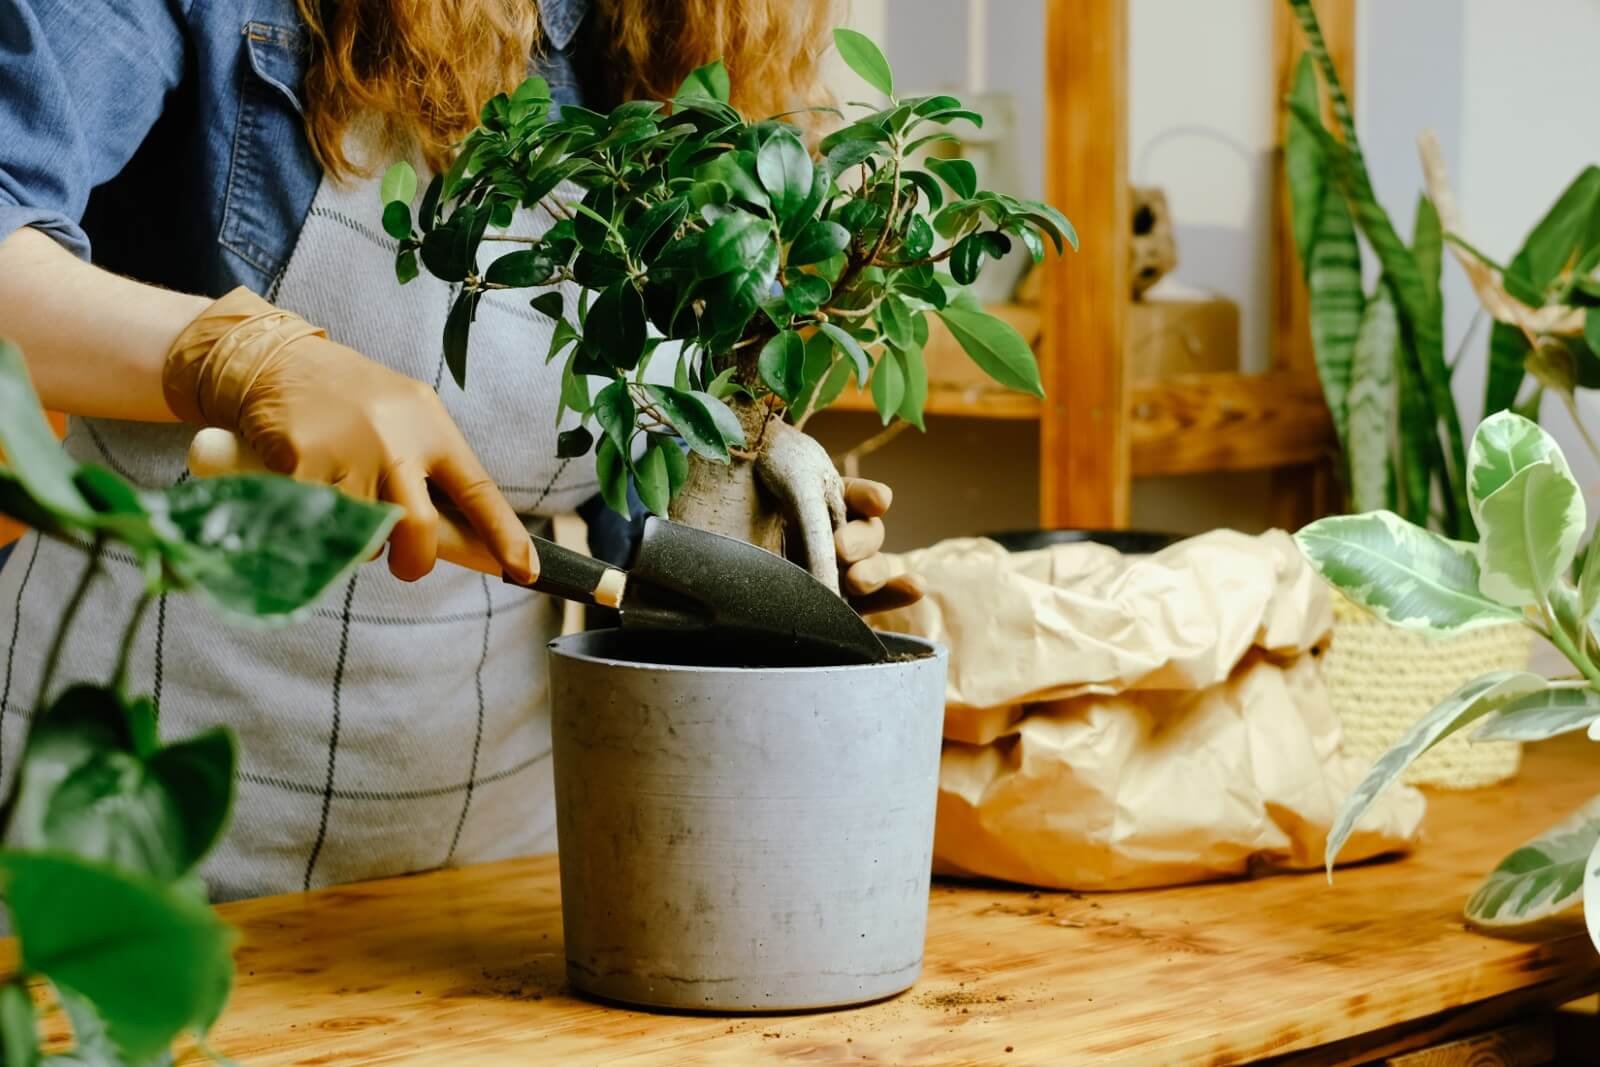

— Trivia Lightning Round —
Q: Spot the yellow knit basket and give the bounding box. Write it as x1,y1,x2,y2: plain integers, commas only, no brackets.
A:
1324,593,1532,789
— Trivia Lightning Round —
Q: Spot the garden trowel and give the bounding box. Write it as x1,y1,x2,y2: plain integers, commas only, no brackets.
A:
187,428,889,665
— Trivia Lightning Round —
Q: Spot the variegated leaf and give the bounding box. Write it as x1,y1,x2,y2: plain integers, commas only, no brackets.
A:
1296,511,1522,633
1473,686,1600,742
1476,459,1585,607
1466,795,1600,927
1586,830,1600,954
1346,285,1397,513
1468,410,1567,518
1328,670,1545,874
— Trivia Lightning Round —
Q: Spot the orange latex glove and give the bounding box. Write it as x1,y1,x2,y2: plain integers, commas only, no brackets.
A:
834,478,924,615
163,287,534,584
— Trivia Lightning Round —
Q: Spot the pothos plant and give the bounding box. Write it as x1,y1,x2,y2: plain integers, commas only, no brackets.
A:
378,29,1074,585
1299,411,1600,951
1284,0,1600,535
0,341,398,1064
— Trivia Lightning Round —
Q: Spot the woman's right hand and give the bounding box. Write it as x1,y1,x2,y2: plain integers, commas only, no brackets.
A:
164,287,534,584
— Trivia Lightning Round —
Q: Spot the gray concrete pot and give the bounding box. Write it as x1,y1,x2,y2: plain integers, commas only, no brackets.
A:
547,630,947,1012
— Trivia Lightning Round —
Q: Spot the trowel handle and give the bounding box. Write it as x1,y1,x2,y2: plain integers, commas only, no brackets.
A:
186,427,626,608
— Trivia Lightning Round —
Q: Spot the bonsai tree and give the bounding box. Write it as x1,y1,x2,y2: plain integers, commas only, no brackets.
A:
0,340,398,1063
379,29,1074,589
1299,412,1600,952
1284,0,1600,533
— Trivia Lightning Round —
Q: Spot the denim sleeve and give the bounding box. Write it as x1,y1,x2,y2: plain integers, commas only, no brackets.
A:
0,0,187,257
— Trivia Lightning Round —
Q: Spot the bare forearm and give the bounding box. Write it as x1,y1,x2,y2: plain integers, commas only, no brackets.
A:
0,227,210,421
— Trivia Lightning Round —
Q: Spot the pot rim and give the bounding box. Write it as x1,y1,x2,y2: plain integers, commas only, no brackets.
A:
547,629,946,675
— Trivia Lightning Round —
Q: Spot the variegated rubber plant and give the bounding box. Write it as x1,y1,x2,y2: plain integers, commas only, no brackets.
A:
1284,0,1600,538
1298,411,1600,950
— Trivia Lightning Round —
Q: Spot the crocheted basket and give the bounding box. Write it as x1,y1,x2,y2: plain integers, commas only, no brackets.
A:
1324,593,1532,789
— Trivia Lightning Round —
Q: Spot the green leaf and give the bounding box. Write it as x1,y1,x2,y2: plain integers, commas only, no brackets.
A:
584,282,648,370
1284,54,1325,273
3,686,130,850
593,379,635,458
1306,187,1363,443
894,345,928,430
783,273,831,317
1345,284,1396,512
1502,166,1600,305
1468,410,1567,507
878,296,913,349
695,153,770,213
555,426,593,458
935,305,1043,396
817,323,871,384
443,287,475,388
394,249,418,285
594,436,630,518
870,351,905,426
1294,511,1523,632
1587,826,1600,956
530,292,564,321
699,211,771,277
380,161,417,208
833,28,894,97
757,331,806,404
1588,307,1600,357
484,249,555,287
0,981,38,1067
161,475,400,623
925,157,977,201
643,386,738,460
1475,459,1585,607
1580,524,1600,623
0,852,235,1060
0,340,93,526
1414,194,1443,314
676,59,730,104
1484,321,1531,419
381,201,411,242
634,443,671,518
755,130,815,226
1466,794,1600,927
787,221,849,267
1327,670,1545,872
1474,687,1600,742
42,749,186,879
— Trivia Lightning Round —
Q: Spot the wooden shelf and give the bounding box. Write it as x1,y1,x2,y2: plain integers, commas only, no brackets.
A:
826,382,1042,420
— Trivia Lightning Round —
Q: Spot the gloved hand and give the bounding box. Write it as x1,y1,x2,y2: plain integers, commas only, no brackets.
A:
163,287,534,584
834,478,924,616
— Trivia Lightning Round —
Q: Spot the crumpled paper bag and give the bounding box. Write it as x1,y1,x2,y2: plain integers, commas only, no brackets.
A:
872,530,1425,890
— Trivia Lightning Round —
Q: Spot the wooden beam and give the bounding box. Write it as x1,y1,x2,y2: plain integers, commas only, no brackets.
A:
1129,371,1335,477
1040,0,1129,528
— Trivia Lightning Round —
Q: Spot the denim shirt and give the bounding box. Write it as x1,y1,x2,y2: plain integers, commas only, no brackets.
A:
0,0,646,567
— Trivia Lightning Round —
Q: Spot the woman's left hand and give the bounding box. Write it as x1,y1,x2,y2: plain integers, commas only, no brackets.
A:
834,478,925,615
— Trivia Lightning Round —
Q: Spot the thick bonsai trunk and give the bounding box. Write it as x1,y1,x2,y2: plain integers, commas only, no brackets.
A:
669,398,845,594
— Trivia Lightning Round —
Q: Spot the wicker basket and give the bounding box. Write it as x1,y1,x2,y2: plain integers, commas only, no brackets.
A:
1324,593,1532,789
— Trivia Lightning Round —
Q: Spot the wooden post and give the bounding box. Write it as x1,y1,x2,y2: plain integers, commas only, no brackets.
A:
1040,0,1130,529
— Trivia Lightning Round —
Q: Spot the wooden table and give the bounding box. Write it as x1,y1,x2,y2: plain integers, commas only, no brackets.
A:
31,738,1600,1065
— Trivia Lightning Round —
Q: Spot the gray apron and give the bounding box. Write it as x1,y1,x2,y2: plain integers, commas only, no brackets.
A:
0,144,595,901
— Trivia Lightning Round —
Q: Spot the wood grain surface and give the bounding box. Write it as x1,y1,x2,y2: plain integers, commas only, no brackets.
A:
16,738,1598,1065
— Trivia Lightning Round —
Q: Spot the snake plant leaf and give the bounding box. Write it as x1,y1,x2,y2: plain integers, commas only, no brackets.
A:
1283,53,1324,275
1474,459,1584,607
1327,670,1545,874
1306,185,1362,443
1465,793,1600,927
1393,333,1437,527
0,851,236,1060
1295,511,1523,632
1346,283,1397,512
1413,194,1443,314
1467,410,1566,510
1473,687,1600,742
1485,321,1532,420
160,475,401,624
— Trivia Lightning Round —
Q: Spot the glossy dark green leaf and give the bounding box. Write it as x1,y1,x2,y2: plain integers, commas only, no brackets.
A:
925,157,977,200
594,436,630,517
900,170,944,214
443,288,477,389
146,728,235,872
870,350,905,425
878,296,913,349
381,201,411,242
624,197,690,259
950,233,985,285
530,292,564,321
419,211,475,283
809,352,854,415
695,152,770,212
161,475,400,623
574,187,615,251
3,685,130,855
417,174,443,233
0,851,235,1060
546,317,579,364
756,130,814,225
936,305,1044,396
788,221,850,266
394,249,419,285
635,442,672,518
42,749,185,879
833,28,894,96
585,282,648,370
758,330,807,403
593,379,636,458
676,59,731,104
558,348,591,418
818,323,871,383
700,211,771,277
659,435,689,494
484,249,555,287
556,425,593,458
784,273,832,316
0,340,93,525
643,385,728,460
825,139,882,180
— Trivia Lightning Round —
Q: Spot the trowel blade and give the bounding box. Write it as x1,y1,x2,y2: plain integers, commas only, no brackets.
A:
618,517,890,666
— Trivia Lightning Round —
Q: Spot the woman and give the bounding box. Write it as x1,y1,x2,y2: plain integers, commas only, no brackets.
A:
0,0,916,900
